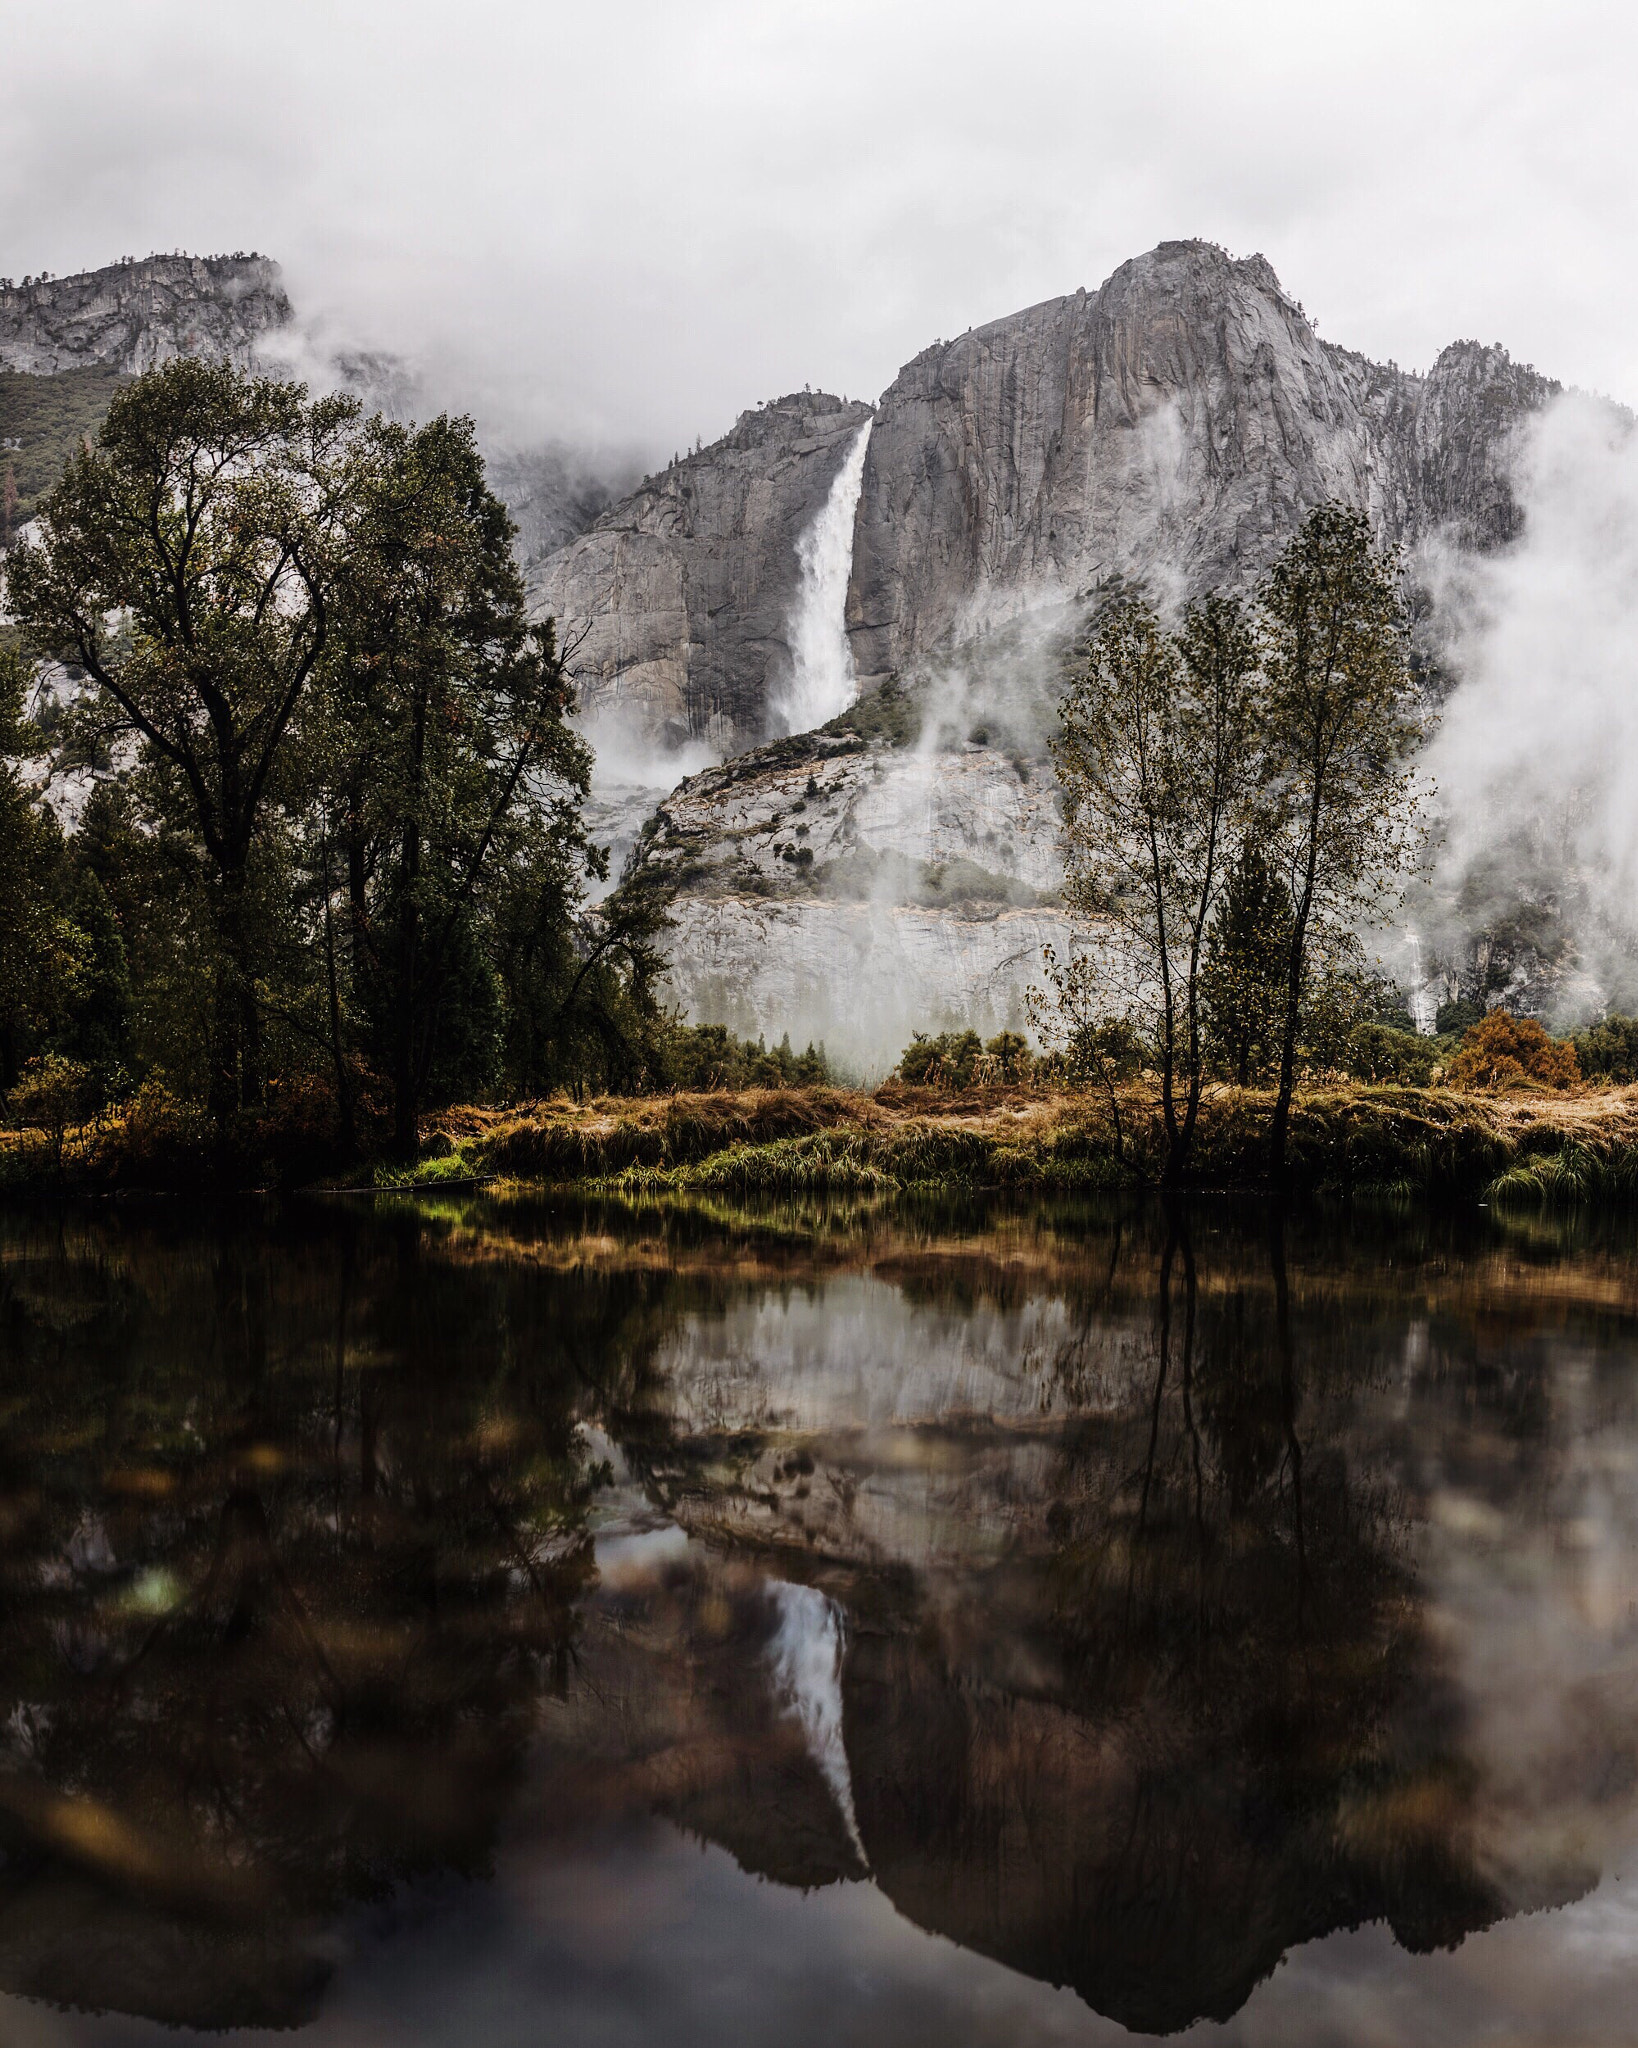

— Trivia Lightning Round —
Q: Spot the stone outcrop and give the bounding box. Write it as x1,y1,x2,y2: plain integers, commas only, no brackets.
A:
529,393,874,760
0,254,291,375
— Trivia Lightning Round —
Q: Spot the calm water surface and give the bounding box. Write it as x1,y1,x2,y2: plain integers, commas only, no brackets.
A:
3,1193,1638,2045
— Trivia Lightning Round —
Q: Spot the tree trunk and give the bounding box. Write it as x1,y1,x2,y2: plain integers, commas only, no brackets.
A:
209,871,246,1126
321,827,355,1154
393,818,421,1160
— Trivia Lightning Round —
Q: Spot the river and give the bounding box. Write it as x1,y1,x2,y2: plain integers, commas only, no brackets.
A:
2,1192,1637,2045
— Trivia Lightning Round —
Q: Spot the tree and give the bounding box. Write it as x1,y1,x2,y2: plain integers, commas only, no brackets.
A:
0,643,81,1088
5,359,364,1123
1447,1010,1579,1091
1260,505,1428,1184
1054,594,1262,1183
1027,943,1147,1166
326,414,592,1155
1572,1013,1638,1086
1199,842,1293,1086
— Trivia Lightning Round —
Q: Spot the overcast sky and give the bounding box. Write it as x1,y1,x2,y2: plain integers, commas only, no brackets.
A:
5,0,1635,454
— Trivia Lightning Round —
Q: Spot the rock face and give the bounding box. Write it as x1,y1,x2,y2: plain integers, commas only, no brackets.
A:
0,255,291,375
642,728,1075,1065
847,241,1558,690
529,393,875,761
544,240,1563,1061
485,443,638,575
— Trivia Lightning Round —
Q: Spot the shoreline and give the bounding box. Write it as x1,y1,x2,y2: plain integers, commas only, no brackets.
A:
7,1081,1638,1210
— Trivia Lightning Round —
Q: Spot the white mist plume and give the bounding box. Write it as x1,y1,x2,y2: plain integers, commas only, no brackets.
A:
777,419,872,736
1423,391,1638,1012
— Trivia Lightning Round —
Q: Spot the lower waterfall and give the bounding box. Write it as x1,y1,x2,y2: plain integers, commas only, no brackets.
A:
778,418,872,734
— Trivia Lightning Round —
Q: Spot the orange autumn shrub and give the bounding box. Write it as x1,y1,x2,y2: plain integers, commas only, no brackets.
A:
1447,1010,1580,1092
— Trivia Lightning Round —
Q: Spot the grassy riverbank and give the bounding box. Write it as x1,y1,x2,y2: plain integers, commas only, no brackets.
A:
9,1079,1638,1208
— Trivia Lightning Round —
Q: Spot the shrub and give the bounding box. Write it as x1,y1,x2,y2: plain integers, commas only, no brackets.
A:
896,1030,983,1087
1346,1022,1436,1086
1447,1010,1579,1092
1573,1013,1638,1086
7,1055,96,1174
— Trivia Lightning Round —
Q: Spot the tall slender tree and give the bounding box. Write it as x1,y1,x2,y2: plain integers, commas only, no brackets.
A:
1054,592,1263,1183
1260,505,1428,1185
327,413,591,1155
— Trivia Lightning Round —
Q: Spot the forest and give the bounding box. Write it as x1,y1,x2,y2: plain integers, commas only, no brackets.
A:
0,356,844,1178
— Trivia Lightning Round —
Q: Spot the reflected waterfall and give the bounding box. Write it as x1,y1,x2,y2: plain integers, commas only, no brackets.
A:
765,1579,868,1865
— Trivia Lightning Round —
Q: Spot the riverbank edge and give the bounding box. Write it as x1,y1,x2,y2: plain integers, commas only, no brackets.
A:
8,1082,1638,1207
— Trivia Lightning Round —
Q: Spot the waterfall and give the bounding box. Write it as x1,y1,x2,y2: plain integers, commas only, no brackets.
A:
1406,928,1438,1036
777,419,872,735
764,1580,868,1865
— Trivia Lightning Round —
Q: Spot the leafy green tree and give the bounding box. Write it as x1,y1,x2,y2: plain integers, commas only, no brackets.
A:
0,644,84,1088
1345,1021,1436,1086
1199,842,1293,1085
326,414,591,1154
1054,593,1263,1182
8,1052,94,1176
5,359,363,1122
495,824,679,1099
897,1029,984,1087
1260,506,1428,1183
1571,1013,1638,1086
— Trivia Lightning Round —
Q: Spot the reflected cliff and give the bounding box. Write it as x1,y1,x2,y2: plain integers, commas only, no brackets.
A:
3,1195,1638,2039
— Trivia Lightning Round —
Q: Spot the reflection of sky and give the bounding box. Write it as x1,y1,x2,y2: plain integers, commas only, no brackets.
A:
16,1817,1638,2048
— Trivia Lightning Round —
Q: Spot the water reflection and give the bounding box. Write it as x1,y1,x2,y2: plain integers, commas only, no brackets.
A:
0,1196,1637,2041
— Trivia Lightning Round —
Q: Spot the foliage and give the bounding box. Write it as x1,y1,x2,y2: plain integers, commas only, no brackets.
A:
1345,1022,1437,1087
1572,1013,1638,1085
1258,504,1429,1178
1027,943,1148,1163
660,1022,832,1091
1053,592,1263,1181
1436,995,1485,1037
6,1053,94,1173
1199,841,1293,1084
1446,1010,1580,1092
320,410,588,1152
0,364,125,532
821,672,920,748
0,360,686,1175
894,1029,1031,1088
7,357,364,1120
897,1030,983,1086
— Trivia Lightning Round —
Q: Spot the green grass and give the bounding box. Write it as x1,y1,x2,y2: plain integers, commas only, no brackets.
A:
370,1147,486,1189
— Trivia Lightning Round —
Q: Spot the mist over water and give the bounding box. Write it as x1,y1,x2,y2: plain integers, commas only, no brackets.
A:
777,420,872,736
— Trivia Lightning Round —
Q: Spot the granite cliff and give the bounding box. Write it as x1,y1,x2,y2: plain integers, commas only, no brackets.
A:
0,242,1569,1065
531,240,1561,1064
0,254,291,375
530,392,875,762
847,242,1555,690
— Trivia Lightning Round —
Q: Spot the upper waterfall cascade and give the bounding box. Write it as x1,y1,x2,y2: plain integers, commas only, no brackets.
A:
778,418,873,735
